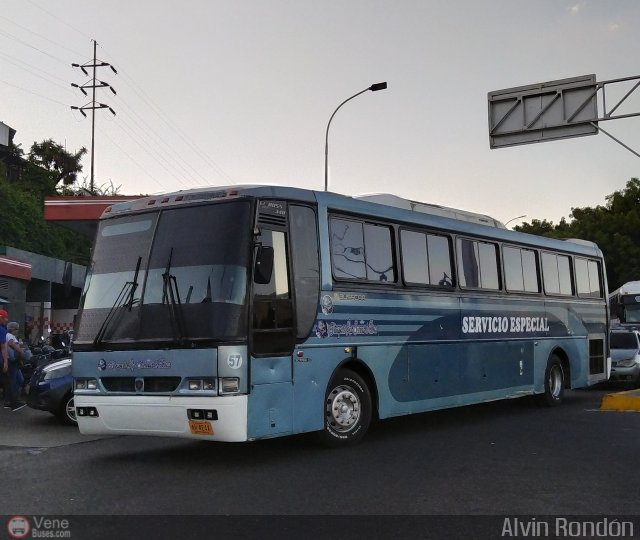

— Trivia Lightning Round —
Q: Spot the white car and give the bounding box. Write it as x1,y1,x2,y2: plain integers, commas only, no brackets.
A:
610,330,640,386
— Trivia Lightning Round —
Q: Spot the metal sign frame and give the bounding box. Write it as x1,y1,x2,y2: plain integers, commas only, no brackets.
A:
488,74,640,149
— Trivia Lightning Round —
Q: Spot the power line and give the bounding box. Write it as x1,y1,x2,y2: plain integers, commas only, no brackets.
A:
112,89,214,187
24,0,93,43
0,13,86,58
0,78,69,106
0,27,69,65
114,114,193,190
97,125,171,192
99,45,235,185
0,51,75,94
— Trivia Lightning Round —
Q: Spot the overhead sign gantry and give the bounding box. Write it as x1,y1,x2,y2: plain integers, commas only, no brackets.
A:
488,73,640,158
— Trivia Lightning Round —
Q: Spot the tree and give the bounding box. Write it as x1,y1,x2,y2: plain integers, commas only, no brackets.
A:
1,138,93,265
515,178,640,291
28,139,87,188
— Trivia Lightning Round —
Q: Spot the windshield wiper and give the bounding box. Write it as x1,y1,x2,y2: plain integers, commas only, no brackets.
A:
162,248,188,344
93,257,142,348
126,256,142,310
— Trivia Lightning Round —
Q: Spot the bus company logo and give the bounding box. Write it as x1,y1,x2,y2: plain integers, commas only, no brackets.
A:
7,516,30,539
321,295,334,314
99,359,172,371
314,320,378,338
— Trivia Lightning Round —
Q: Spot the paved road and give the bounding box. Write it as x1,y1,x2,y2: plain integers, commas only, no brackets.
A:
1,385,639,517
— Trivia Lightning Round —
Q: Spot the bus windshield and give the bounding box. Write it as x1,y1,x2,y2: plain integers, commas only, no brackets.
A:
75,200,252,348
624,304,640,323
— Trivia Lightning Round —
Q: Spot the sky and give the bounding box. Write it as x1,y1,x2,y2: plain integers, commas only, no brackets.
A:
1,0,639,226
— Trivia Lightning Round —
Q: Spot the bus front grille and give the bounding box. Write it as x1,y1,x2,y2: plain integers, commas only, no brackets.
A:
101,377,182,393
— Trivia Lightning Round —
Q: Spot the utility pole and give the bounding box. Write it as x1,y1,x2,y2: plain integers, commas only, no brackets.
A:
71,39,117,194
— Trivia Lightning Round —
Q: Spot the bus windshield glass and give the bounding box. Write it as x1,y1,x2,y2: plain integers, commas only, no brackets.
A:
75,200,252,347
624,304,640,323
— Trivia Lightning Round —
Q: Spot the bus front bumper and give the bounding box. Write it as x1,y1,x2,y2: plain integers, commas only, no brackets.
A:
74,394,248,442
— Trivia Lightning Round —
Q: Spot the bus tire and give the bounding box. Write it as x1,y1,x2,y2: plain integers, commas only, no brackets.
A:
319,369,372,447
537,355,565,407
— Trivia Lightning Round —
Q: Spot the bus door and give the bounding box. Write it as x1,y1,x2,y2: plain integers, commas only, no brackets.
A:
249,201,296,438
248,202,321,439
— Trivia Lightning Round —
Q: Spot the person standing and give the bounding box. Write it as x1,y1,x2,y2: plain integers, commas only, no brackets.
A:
7,321,26,409
0,310,25,411
1,308,12,407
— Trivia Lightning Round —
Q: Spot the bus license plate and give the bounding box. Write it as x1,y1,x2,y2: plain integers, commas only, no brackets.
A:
189,420,214,436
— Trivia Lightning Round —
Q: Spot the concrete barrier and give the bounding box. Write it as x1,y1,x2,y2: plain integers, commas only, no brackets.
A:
600,388,640,411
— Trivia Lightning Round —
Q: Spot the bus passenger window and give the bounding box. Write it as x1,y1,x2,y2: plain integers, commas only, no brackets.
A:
401,230,429,284
427,234,452,287
503,246,539,293
576,258,602,298
400,230,452,287
330,217,396,283
587,261,601,297
364,224,395,282
542,252,573,296
558,256,573,295
457,238,499,290
330,218,366,279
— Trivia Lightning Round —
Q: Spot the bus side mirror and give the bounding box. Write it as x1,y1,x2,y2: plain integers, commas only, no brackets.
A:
254,245,274,284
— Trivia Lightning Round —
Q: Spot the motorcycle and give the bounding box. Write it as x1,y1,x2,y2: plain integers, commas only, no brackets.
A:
21,338,71,393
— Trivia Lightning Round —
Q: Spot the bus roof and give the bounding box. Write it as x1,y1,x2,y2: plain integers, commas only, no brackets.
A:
102,184,603,259
610,281,640,297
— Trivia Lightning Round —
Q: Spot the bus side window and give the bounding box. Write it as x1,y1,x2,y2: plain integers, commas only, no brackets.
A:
503,246,539,293
457,238,499,290
330,216,396,283
542,252,573,296
400,230,452,287
577,258,602,298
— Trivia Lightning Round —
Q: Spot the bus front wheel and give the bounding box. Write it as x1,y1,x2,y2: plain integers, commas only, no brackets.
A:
319,369,372,447
538,355,565,407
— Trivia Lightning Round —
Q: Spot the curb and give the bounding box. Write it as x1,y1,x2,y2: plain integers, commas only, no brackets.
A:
600,388,640,411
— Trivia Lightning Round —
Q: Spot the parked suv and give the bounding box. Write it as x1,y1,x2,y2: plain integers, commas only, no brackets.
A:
609,329,640,386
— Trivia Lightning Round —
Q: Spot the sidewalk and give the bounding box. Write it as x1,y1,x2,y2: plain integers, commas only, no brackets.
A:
0,402,110,448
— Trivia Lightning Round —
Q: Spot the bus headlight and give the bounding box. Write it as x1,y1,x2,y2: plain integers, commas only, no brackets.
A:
75,378,98,390
220,377,240,394
187,378,216,391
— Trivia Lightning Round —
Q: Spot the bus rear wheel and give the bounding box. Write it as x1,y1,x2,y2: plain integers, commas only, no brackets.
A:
319,369,372,447
537,355,565,407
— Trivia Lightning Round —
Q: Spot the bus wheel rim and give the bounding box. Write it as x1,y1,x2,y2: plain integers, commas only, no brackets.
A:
549,365,563,398
326,385,361,433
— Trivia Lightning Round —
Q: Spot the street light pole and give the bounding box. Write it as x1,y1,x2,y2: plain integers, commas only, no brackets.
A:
504,214,527,227
324,82,387,192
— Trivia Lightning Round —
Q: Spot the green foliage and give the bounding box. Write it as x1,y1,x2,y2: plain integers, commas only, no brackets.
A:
516,178,640,291
1,139,93,265
0,175,92,265
28,139,87,187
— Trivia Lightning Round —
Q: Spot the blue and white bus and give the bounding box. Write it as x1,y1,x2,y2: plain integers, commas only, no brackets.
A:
609,281,640,327
73,186,609,446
